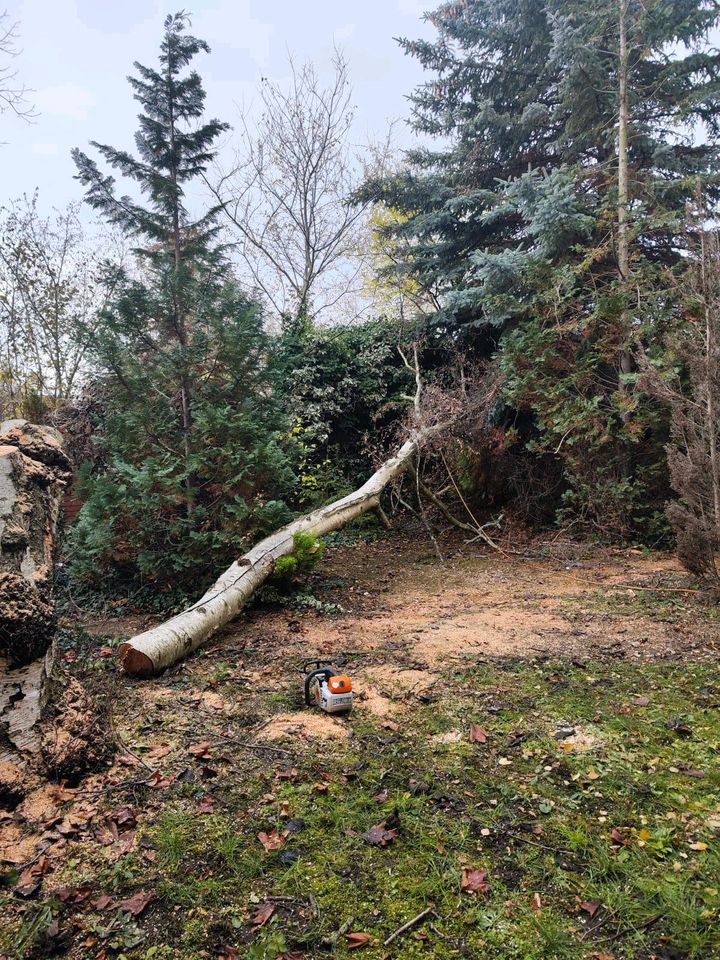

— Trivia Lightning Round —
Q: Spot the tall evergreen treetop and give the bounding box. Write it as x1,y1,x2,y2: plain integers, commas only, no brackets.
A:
364,0,720,334
72,11,228,265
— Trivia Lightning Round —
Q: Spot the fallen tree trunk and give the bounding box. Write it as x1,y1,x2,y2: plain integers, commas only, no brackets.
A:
119,430,438,676
0,420,71,775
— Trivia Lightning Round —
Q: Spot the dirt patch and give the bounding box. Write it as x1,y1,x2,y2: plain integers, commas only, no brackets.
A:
0,819,38,866
559,728,603,753
259,711,352,742
227,538,717,673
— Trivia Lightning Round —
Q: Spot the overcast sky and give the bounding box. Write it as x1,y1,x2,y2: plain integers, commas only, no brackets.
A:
1,0,434,211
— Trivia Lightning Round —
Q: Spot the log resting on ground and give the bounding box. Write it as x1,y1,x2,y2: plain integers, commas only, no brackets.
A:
120,430,439,676
0,420,71,765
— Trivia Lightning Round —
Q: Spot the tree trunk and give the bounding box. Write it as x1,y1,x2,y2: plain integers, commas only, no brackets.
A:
617,0,633,387
0,420,71,777
119,428,441,676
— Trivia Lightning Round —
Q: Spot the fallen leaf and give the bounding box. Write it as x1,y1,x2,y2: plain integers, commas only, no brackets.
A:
689,842,709,851
346,932,371,949
314,782,329,794
631,696,650,707
147,744,172,759
14,881,40,898
108,806,136,828
580,900,602,918
258,830,286,853
469,724,489,743
198,796,215,814
374,789,389,803
460,867,490,894
144,770,175,789
189,742,212,759
382,719,400,731
92,895,115,911
530,892,542,910
252,902,275,926
666,719,692,737
117,890,156,916
363,822,398,846
610,828,629,846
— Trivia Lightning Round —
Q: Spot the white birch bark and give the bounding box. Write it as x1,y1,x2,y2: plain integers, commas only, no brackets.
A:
119,430,437,676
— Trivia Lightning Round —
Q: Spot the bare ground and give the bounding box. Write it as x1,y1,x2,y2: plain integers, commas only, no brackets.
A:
81,531,718,736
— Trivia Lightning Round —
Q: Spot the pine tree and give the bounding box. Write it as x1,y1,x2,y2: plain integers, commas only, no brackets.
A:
69,13,296,601
363,0,720,536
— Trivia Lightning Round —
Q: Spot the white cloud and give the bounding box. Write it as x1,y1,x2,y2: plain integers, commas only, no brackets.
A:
334,23,356,42
34,83,96,120
32,142,60,156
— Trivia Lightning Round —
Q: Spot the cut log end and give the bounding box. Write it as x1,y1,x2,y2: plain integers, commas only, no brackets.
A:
118,642,156,678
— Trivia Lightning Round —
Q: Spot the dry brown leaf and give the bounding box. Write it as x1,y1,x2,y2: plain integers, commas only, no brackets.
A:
346,932,372,949
252,902,275,926
117,890,156,916
469,724,489,744
258,829,286,853
363,823,398,846
460,867,490,894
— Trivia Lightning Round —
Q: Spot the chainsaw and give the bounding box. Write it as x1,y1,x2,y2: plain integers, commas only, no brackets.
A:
303,660,353,714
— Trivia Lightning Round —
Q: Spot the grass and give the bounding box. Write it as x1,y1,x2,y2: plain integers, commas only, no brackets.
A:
4,655,718,960
575,585,720,625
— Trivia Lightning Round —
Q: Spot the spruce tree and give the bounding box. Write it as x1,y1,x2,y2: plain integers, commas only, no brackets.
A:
364,0,720,536
69,13,295,601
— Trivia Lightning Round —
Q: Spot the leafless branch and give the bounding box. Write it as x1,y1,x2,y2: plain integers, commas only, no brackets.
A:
208,48,367,325
0,10,36,125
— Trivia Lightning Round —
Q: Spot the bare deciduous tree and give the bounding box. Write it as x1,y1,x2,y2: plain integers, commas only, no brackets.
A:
0,9,35,125
0,195,119,418
210,50,367,327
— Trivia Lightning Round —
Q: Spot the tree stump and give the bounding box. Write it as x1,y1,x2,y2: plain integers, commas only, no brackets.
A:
0,419,71,779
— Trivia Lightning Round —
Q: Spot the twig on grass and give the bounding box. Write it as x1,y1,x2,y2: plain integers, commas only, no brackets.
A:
593,912,664,945
383,906,437,946
206,728,294,757
505,831,578,860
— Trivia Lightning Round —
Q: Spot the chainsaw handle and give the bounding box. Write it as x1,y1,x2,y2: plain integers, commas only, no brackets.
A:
304,667,334,706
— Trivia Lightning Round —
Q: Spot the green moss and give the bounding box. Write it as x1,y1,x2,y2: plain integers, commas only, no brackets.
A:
271,532,324,585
